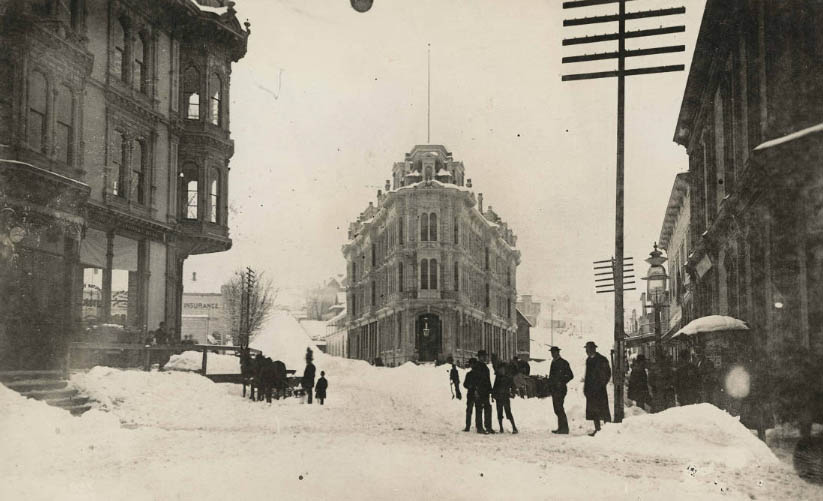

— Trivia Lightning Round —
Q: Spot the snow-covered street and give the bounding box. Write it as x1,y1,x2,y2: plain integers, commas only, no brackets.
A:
1,313,818,500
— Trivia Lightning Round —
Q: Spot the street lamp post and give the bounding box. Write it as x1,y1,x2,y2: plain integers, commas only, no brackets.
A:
643,243,668,360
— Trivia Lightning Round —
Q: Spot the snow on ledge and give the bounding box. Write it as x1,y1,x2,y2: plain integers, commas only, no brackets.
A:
673,315,748,338
194,3,229,16
754,122,823,151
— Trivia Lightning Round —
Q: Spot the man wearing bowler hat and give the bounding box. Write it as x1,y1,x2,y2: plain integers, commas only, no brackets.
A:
547,346,573,434
583,341,611,436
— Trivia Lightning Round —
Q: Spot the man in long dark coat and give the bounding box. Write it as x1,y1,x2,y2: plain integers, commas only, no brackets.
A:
474,350,495,434
548,346,574,434
448,356,462,400
583,341,611,436
463,358,479,431
674,349,699,406
303,347,316,404
628,354,650,411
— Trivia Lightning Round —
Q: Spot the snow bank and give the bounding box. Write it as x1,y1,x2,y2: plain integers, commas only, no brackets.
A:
71,367,283,432
165,350,241,374
250,310,318,369
596,403,778,469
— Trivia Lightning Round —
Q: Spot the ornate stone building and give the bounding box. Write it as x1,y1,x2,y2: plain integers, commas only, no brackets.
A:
0,0,248,370
342,145,520,366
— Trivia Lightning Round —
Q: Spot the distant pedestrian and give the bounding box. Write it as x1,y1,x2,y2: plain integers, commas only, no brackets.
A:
475,350,495,434
463,358,479,432
627,354,650,411
152,321,171,370
583,341,611,436
448,357,462,400
649,354,676,412
303,347,316,404
547,346,573,434
493,364,518,433
315,371,328,405
695,348,717,405
674,349,699,406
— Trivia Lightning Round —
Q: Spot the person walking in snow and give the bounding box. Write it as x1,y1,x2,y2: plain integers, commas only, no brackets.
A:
695,348,717,405
547,346,573,434
475,350,495,434
303,347,316,404
315,371,328,405
583,341,611,436
463,358,479,432
493,363,518,434
627,354,650,411
448,357,462,400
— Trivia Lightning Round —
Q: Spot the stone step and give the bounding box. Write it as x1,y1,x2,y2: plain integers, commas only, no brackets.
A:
21,387,79,401
4,379,68,393
66,403,93,416
45,395,90,408
0,370,65,383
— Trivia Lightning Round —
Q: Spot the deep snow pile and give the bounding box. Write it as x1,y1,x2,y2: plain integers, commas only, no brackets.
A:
250,310,318,369
71,367,285,432
164,350,241,374
594,403,779,469
4,309,805,500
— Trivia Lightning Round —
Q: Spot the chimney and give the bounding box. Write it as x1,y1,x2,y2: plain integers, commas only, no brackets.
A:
478,193,484,213
385,179,391,192
467,178,472,188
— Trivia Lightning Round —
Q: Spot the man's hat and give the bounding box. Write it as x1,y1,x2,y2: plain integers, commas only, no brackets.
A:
584,341,597,349
468,357,478,365
550,346,561,352
636,354,646,361
477,349,487,357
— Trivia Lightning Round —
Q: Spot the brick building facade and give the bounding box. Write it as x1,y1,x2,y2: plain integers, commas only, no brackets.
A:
342,145,520,366
0,0,248,370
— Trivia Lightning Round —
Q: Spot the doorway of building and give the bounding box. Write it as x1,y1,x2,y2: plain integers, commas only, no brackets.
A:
416,313,441,362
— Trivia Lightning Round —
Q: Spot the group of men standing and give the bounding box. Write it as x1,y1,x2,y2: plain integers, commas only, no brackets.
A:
460,349,518,434
627,348,718,413
452,340,613,437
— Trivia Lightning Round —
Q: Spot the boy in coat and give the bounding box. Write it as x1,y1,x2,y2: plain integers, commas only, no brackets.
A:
315,371,328,405
547,346,574,434
492,364,518,433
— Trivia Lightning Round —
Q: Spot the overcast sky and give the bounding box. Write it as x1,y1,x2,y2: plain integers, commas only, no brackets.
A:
186,0,707,343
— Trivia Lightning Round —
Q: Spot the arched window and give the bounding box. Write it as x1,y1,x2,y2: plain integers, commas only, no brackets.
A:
371,281,376,306
399,217,404,243
430,259,438,290
352,261,357,282
398,263,403,292
209,73,222,126
420,213,429,242
209,168,220,223
184,67,200,120
133,34,145,93
132,140,144,203
420,259,429,290
27,71,47,152
112,133,127,197
56,85,73,165
181,164,198,219
429,213,437,241
454,217,458,244
113,18,126,81
454,262,459,291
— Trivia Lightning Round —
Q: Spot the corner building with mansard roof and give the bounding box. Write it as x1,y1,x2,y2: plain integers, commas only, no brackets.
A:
342,145,520,366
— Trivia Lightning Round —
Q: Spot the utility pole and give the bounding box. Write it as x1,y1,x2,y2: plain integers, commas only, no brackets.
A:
563,0,685,423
